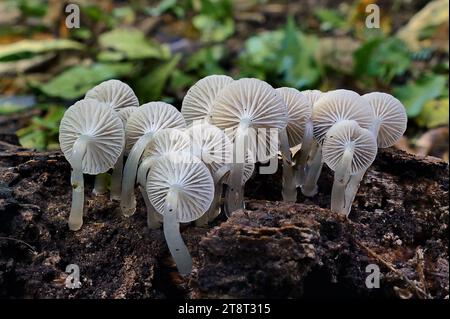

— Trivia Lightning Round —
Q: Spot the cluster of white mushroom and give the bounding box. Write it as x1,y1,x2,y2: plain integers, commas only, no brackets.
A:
59,76,407,275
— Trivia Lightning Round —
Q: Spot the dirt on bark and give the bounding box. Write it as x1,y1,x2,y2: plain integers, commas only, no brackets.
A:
0,141,448,299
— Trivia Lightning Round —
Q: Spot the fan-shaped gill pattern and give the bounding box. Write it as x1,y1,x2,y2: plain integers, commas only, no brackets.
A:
187,123,232,173
276,87,312,147
85,79,139,111
125,102,186,151
312,89,374,143
142,128,191,159
146,153,214,223
362,92,407,148
59,99,124,175
117,106,138,124
301,89,322,108
322,120,377,175
181,75,234,125
211,78,288,134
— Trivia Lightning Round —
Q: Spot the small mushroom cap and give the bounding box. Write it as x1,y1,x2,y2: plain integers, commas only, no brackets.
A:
276,87,312,147
125,102,186,151
362,92,407,148
59,99,124,175
186,122,232,174
323,120,377,175
301,89,322,108
181,75,234,125
142,128,191,160
117,106,138,124
312,89,374,142
211,78,288,161
85,79,139,111
146,153,214,223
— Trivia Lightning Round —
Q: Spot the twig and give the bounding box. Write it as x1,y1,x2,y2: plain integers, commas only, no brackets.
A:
415,247,428,296
355,240,431,299
0,236,37,254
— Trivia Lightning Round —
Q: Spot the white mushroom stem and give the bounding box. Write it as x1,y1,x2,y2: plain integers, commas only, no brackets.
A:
330,145,354,214
93,173,109,195
163,188,192,276
139,186,162,229
196,164,231,226
68,135,89,231
301,143,323,197
225,123,249,215
121,132,154,217
342,121,381,216
294,120,314,187
279,128,297,202
110,149,125,201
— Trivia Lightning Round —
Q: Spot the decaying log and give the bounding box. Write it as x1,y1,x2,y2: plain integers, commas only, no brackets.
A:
0,144,448,298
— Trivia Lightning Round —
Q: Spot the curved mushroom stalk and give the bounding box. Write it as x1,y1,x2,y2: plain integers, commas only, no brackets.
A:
301,143,323,197
330,146,354,214
279,128,297,202
121,132,154,217
226,123,249,214
93,173,109,195
110,149,125,201
68,136,89,231
196,164,231,226
293,120,314,187
164,188,193,276
137,157,162,229
139,186,162,229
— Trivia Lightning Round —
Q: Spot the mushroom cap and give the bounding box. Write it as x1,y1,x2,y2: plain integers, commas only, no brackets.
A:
181,75,234,125
276,87,312,147
146,153,214,223
211,78,288,161
301,89,322,108
211,78,288,132
362,92,407,148
142,128,191,160
323,120,377,175
117,106,138,124
59,99,125,175
85,79,139,111
186,123,232,174
125,102,186,151
312,89,374,143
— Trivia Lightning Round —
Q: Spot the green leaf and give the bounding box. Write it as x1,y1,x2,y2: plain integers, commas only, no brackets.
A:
134,54,181,102
354,37,411,83
33,63,134,100
98,28,170,61
192,15,234,42
0,39,84,62
314,8,347,32
17,130,47,150
394,75,447,117
416,98,449,128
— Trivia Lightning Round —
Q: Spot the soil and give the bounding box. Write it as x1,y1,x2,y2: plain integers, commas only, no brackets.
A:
0,135,448,299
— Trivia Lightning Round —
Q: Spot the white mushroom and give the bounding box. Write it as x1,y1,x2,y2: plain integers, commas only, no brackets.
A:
323,120,377,215
210,78,287,213
342,92,407,215
186,122,233,225
275,87,312,202
302,89,374,197
137,128,191,229
181,75,234,126
146,153,214,275
293,89,322,187
59,99,124,230
85,80,139,196
110,106,138,200
85,79,139,111
121,102,186,217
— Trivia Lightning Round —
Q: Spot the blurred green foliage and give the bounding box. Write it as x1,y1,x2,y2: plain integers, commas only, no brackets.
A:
0,0,448,151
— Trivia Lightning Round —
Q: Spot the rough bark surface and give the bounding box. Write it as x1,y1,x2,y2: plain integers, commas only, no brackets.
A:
0,142,448,299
